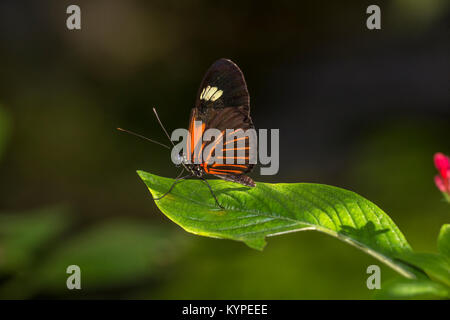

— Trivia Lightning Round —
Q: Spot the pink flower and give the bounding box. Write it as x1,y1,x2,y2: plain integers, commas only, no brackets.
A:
434,152,450,194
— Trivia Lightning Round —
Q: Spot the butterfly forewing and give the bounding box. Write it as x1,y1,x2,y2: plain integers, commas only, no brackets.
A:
195,58,250,112
188,59,255,186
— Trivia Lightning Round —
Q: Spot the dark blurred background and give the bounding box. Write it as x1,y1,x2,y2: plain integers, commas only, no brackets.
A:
0,0,449,299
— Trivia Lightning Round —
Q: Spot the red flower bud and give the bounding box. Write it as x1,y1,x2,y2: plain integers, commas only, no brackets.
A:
434,152,450,196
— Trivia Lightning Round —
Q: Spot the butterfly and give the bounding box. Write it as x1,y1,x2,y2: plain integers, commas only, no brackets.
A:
119,59,256,208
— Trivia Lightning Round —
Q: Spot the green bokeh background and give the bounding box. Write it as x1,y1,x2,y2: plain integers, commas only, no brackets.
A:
0,0,449,299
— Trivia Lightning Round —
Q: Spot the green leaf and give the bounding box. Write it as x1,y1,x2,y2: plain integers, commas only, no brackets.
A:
438,224,450,258
398,252,450,287
138,171,416,278
376,278,449,300
31,220,181,294
0,220,183,298
0,207,71,273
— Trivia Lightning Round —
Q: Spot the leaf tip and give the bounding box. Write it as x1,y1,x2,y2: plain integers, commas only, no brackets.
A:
136,170,147,179
136,170,155,187
244,237,267,251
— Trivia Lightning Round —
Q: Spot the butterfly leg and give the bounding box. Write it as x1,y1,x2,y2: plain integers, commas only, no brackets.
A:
153,168,191,201
199,177,224,209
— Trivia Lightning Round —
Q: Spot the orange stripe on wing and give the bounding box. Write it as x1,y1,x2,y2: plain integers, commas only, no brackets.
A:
223,136,248,146
226,128,243,137
211,164,248,168
222,147,249,151
217,156,249,159
204,131,225,164
208,169,243,174
191,121,205,163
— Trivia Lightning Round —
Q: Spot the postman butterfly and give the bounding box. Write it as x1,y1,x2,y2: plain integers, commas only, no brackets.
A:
119,59,255,208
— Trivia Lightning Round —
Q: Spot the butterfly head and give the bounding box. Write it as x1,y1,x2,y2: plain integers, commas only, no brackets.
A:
175,151,190,166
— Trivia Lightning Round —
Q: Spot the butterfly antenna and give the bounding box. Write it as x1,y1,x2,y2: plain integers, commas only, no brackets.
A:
117,128,171,150
153,107,174,146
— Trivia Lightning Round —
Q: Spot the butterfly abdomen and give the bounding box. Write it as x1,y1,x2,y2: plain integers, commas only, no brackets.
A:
215,174,256,187
236,175,256,187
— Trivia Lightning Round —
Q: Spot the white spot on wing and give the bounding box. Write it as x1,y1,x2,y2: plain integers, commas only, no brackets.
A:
200,86,222,101
210,90,223,101
200,87,206,100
